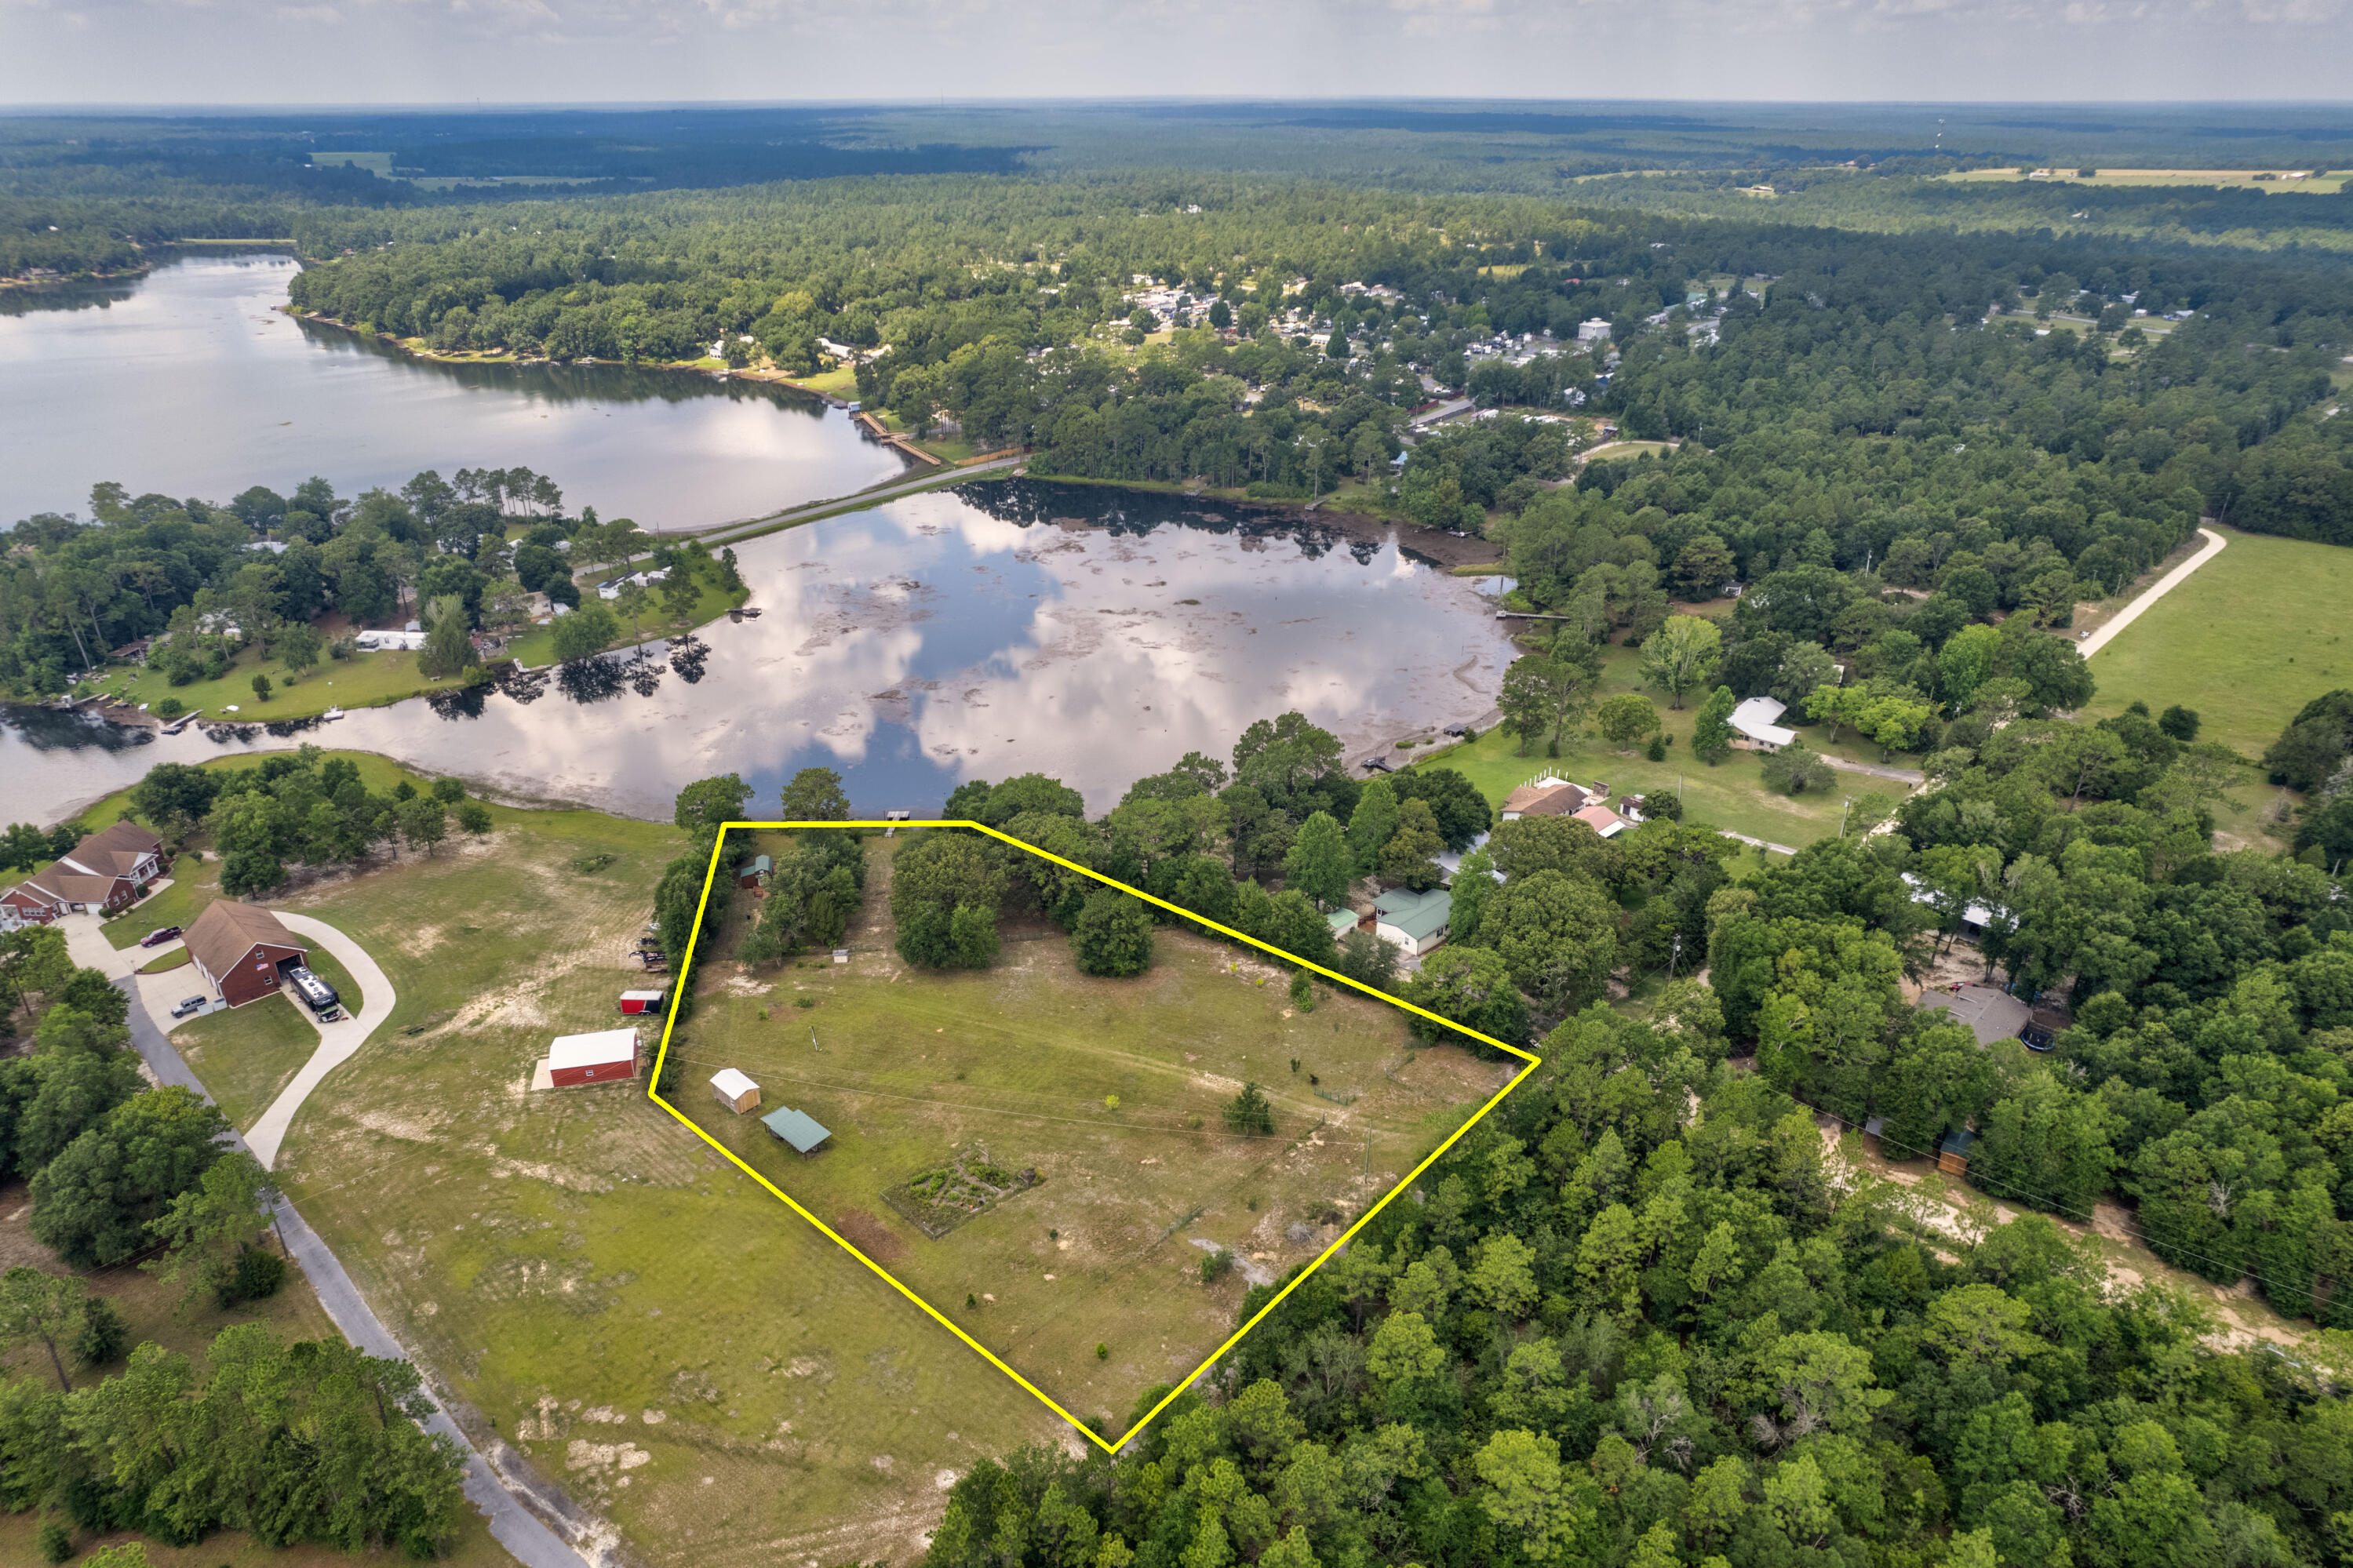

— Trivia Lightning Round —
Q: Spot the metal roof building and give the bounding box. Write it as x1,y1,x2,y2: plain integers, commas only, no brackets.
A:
761,1105,832,1155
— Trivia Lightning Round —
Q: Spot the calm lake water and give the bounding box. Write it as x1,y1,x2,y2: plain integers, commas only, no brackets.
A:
5,481,1517,822
0,252,905,528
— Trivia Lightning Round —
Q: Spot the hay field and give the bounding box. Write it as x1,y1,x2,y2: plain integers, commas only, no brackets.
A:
671,840,1510,1427
172,804,1065,1568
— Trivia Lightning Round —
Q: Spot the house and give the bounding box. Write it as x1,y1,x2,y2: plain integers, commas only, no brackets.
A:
597,568,670,602
1499,778,1590,820
1372,886,1452,957
1936,1128,1975,1176
736,855,774,890
1,820,167,927
1571,802,1631,839
546,1027,640,1086
1917,982,2031,1047
762,1104,832,1155
1728,697,1798,751
711,1068,761,1115
1900,873,2003,938
1575,318,1612,343
184,900,310,1009
617,988,667,1015
353,629,428,652
1433,830,1495,882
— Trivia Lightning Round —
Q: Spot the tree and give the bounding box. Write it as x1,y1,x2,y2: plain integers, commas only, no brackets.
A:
0,1266,85,1390
144,1151,279,1310
1594,693,1660,751
673,773,754,844
1939,623,2002,712
1404,945,1528,1046
779,767,852,820
1346,780,1400,875
1071,888,1154,977
1282,810,1352,910
1480,870,1619,1012
250,673,272,704
1448,846,1498,946
418,594,479,680
1639,615,1723,709
550,601,620,662
1498,650,1598,755
277,621,322,682
1670,535,1736,601
398,796,447,855
1806,678,1936,759
1379,799,1446,892
1223,1082,1275,1136
1692,685,1738,763
454,799,493,835
1762,744,1837,795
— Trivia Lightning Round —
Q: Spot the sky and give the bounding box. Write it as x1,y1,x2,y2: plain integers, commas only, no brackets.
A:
3,0,2350,105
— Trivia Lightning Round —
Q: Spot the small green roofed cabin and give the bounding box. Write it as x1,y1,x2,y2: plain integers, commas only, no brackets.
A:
762,1104,832,1156
736,854,774,890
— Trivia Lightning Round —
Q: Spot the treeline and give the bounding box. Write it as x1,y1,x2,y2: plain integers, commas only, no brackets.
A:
927,1004,2353,1568
131,751,492,896
0,460,726,697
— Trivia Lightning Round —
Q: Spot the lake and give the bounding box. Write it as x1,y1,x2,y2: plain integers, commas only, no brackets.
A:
0,252,905,529
4,480,1519,822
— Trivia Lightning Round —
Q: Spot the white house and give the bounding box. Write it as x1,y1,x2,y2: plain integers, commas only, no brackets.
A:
1729,697,1798,751
353,629,428,652
598,568,670,602
1576,318,1612,344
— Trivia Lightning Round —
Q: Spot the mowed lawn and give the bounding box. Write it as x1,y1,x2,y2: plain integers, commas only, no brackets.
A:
1415,638,1863,853
107,642,465,723
164,802,1065,1568
672,839,1510,1428
2084,527,2353,758
177,991,319,1133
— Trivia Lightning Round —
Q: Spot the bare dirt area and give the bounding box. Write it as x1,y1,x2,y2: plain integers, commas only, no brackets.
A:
1817,1117,2311,1354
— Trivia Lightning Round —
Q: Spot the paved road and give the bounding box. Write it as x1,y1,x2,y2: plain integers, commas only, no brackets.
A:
88,927,584,1568
246,911,399,1169
693,453,1023,541
2080,526,2227,660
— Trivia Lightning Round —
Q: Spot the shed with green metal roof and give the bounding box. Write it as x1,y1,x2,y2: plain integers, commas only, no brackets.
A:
762,1104,832,1155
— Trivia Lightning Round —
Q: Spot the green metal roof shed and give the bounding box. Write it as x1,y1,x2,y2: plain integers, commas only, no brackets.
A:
762,1105,832,1155
1325,906,1360,937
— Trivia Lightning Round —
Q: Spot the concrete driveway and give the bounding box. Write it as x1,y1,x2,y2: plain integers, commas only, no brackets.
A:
246,911,399,1170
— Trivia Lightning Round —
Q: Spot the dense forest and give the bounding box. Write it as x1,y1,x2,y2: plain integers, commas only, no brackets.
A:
635,686,2353,1568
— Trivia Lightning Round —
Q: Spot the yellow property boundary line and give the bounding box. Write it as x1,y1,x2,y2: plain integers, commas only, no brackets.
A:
645,820,1542,1455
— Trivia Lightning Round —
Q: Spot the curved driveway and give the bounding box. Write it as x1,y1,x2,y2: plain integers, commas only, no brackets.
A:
246,910,398,1170
2081,526,2227,660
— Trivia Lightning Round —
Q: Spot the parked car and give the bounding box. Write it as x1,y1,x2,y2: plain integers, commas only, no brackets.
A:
170,995,206,1018
140,925,184,948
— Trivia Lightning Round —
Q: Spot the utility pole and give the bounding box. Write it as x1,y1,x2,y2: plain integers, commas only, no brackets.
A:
1840,796,1852,838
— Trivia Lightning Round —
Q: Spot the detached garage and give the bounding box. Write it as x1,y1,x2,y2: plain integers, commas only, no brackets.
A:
547,1028,640,1087
185,901,310,1009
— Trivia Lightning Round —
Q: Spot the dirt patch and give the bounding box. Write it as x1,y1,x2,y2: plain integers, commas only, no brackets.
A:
833,1206,907,1264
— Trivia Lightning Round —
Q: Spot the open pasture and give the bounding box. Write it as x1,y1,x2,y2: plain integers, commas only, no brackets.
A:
670,839,1512,1429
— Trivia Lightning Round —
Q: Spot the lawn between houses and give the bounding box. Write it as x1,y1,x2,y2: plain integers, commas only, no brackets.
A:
156,795,1058,1568
668,834,1513,1433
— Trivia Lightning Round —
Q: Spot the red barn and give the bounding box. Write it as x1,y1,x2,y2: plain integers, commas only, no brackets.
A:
185,900,309,1009
547,1028,640,1087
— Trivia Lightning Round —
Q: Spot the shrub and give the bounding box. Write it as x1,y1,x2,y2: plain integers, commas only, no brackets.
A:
74,1297,127,1367
37,1520,71,1564
216,1242,286,1308
1095,1343,1109,1359
1200,1248,1233,1283
1071,887,1154,977
1288,970,1314,1011
1222,1082,1275,1136
153,697,184,719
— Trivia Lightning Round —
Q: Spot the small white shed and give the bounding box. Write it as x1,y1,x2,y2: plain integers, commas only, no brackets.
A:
711,1068,761,1115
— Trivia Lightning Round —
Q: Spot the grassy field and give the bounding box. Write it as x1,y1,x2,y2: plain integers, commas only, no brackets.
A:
2083,526,2353,759
1943,167,2350,193
671,835,1509,1429
176,992,320,1133
137,946,192,974
104,642,466,723
101,859,223,949
1422,638,1872,853
154,800,1060,1567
